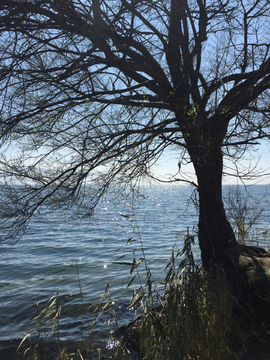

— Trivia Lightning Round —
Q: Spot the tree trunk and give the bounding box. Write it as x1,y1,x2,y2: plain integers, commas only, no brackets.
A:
190,144,270,316
192,146,238,271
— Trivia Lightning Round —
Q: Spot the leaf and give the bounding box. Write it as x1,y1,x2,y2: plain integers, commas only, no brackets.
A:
129,257,144,276
115,251,133,260
111,261,135,266
129,291,146,308
17,333,31,351
120,213,134,218
127,274,137,288
115,236,135,252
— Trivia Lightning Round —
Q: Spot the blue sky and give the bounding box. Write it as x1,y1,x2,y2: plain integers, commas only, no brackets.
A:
152,140,270,185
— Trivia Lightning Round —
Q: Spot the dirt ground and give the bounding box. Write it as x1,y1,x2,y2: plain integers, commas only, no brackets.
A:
238,321,270,360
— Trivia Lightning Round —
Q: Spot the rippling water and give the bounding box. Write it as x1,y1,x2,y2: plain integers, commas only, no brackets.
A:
0,184,270,355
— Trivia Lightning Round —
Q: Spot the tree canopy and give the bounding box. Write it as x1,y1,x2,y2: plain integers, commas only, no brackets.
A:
0,0,270,269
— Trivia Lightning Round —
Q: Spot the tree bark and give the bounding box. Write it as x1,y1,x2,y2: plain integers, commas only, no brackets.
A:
189,142,270,311
192,146,237,271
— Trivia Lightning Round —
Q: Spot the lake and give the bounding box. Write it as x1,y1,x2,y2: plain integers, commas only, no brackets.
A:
0,184,270,357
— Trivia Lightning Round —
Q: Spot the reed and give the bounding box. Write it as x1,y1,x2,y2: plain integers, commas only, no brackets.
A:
224,185,266,245
16,290,63,360
121,231,243,360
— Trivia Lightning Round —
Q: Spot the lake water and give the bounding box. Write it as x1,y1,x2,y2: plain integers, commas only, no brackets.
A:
0,184,270,356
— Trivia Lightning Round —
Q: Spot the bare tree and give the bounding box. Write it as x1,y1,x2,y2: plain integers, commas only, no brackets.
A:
0,0,270,276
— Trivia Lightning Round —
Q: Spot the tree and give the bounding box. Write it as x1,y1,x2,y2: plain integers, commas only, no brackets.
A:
0,0,270,276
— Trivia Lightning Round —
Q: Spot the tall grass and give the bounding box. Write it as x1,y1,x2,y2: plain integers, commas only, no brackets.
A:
224,185,266,245
122,231,243,360
16,290,63,360
16,265,125,360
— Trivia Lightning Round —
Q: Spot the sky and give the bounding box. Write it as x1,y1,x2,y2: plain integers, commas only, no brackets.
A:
152,140,270,185
5,128,269,187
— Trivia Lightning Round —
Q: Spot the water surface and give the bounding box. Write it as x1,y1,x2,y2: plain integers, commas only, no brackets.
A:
0,184,269,354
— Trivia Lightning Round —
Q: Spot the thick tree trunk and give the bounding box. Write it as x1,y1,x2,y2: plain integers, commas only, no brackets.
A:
192,147,238,271
180,114,270,312
190,145,270,319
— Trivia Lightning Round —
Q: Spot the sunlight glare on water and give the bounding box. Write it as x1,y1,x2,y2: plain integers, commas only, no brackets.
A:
0,184,269,350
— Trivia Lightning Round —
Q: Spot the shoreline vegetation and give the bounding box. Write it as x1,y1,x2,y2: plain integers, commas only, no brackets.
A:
2,187,270,360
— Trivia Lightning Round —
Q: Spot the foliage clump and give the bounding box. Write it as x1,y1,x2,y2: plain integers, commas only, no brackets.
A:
125,233,243,360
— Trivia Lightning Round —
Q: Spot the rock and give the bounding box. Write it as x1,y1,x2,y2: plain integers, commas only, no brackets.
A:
237,245,270,323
